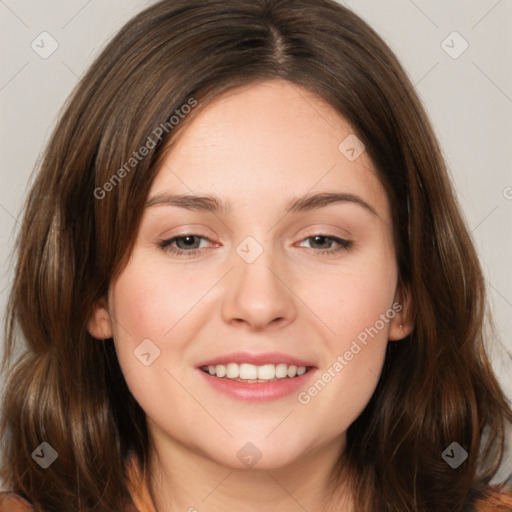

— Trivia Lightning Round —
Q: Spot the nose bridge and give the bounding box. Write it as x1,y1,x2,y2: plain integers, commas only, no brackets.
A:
235,236,277,284
222,233,295,329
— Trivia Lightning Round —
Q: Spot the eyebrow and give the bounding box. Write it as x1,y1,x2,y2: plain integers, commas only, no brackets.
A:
145,191,378,217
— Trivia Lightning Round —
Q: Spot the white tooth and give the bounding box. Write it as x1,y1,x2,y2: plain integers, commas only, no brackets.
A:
239,363,258,380
226,363,239,379
215,364,227,378
257,364,276,380
275,363,288,379
210,362,307,380
287,365,298,378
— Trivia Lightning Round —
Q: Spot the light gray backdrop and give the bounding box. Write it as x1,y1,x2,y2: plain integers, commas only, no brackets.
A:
1,0,511,483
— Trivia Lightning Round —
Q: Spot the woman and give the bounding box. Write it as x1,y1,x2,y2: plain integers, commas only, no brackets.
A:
1,0,511,510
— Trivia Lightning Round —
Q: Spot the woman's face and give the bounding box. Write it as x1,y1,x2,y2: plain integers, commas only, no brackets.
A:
89,79,409,470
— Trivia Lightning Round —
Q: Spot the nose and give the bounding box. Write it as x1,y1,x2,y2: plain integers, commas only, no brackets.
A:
221,244,297,331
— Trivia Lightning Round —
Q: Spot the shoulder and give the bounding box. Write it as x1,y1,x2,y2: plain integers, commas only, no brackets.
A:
0,491,33,511
473,485,512,511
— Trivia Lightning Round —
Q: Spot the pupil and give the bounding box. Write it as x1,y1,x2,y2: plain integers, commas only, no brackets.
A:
314,236,327,247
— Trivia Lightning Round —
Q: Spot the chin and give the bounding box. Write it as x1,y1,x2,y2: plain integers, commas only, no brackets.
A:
198,432,313,471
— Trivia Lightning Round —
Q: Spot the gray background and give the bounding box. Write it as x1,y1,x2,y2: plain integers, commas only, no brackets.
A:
1,0,511,482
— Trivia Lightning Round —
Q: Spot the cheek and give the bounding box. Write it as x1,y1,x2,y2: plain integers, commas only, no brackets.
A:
297,247,397,426
110,257,206,344
107,260,201,425
107,260,182,384
317,250,398,352
107,253,224,397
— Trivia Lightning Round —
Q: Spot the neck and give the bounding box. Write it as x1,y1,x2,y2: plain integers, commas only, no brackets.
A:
145,429,354,512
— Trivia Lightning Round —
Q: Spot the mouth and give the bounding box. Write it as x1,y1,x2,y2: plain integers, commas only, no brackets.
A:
196,353,317,401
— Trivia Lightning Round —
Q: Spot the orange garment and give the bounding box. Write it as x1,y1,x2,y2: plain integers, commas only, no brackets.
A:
1,455,512,511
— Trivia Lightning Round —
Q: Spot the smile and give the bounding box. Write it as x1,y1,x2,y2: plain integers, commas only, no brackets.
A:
196,353,317,401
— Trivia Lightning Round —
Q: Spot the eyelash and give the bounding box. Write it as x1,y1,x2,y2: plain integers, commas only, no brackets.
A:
157,233,353,257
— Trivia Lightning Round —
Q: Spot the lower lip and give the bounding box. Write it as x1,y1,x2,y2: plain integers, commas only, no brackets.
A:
197,368,317,401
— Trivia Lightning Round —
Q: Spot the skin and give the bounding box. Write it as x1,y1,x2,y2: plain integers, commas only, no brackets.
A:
88,79,413,512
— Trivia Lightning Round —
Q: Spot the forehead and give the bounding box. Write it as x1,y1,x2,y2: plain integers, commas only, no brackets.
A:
149,79,391,223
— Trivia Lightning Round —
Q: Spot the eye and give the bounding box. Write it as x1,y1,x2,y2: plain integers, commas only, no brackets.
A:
296,234,353,256
157,234,214,257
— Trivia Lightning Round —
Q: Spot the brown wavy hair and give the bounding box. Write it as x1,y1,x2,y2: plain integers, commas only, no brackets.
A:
1,0,511,510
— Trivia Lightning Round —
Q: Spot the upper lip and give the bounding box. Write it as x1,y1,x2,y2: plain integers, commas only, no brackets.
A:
196,351,316,368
